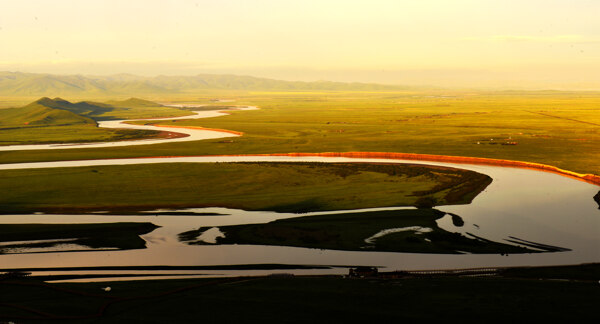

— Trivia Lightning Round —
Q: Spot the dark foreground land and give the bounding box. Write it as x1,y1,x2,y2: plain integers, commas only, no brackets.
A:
188,209,542,254
1,264,598,323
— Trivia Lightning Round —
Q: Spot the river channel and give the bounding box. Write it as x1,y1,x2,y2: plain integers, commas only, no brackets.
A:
0,107,598,281
0,106,257,151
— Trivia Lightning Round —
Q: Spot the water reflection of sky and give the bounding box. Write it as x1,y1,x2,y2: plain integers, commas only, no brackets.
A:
0,156,598,278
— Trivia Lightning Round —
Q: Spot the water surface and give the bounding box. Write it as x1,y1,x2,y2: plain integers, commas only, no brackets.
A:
1,156,597,280
0,105,597,280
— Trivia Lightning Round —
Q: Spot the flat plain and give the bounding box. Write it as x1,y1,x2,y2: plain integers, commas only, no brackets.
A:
0,162,491,214
1,91,598,175
0,90,598,322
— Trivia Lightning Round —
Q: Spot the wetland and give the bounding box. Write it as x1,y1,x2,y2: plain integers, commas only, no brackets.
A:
0,93,598,280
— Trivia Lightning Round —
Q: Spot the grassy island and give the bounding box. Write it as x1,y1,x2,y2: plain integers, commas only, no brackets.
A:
0,162,491,214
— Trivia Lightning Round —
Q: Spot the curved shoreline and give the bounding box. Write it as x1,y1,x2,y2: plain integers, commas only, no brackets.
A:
150,124,244,136
1,104,598,278
0,154,598,274
0,107,255,151
120,152,600,186
274,152,600,186
0,102,596,185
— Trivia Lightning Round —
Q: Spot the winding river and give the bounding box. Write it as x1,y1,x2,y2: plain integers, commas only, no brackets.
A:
0,106,257,151
0,106,598,281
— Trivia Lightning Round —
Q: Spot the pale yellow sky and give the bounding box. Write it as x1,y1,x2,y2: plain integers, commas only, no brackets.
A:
1,0,599,88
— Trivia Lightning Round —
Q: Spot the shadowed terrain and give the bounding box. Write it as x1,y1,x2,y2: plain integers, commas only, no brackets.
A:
1,264,598,322
0,223,158,254
179,209,557,254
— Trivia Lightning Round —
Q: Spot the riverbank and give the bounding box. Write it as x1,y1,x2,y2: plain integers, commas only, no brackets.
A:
1,155,596,273
146,92,600,176
208,152,600,186
0,107,245,152
0,94,598,177
151,124,244,136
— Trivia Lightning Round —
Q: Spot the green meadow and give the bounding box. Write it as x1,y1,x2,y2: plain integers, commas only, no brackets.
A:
1,91,598,175
0,162,490,214
0,125,159,146
0,97,192,145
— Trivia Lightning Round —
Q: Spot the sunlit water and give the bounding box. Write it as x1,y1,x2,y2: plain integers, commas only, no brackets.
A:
0,105,597,280
1,156,598,280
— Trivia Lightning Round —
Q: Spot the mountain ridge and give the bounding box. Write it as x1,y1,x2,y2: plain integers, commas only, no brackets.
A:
0,71,405,97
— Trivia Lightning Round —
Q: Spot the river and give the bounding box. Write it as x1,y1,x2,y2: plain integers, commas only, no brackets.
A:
0,106,257,151
0,107,598,281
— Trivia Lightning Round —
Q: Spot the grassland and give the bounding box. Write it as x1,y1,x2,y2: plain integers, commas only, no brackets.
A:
1,91,597,175
1,263,598,322
0,97,192,145
162,91,600,175
182,209,535,254
0,125,163,146
0,162,490,214
0,100,94,127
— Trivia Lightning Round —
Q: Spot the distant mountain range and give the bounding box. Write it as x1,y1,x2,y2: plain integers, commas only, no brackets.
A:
0,72,404,97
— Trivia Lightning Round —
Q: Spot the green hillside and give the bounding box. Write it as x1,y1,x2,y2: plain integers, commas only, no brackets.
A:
0,97,191,124
35,97,115,118
0,98,96,127
0,97,190,145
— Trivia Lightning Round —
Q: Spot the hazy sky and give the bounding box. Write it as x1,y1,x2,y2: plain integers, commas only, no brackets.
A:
1,0,599,88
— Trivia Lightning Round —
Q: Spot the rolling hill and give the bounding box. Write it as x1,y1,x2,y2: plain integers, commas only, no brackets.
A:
35,97,115,117
0,97,181,145
0,96,184,127
106,97,166,107
0,71,404,97
0,97,97,127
